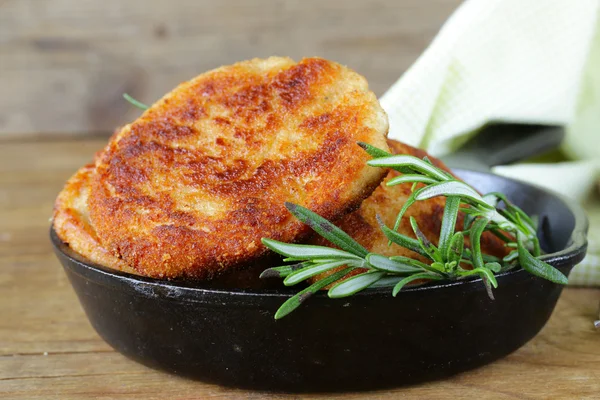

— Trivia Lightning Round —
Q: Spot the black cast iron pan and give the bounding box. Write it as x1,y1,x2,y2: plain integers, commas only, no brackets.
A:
51,167,588,393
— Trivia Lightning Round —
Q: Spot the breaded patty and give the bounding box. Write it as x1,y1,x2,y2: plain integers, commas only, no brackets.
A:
309,139,508,283
53,165,137,275
88,57,389,279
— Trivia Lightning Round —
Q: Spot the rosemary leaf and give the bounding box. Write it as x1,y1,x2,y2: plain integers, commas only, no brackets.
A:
415,181,494,210
392,273,443,296
459,267,498,288
514,212,535,236
410,216,442,263
446,231,464,266
479,268,499,288
430,262,446,273
503,250,519,262
489,228,513,243
488,192,536,228
485,262,502,273
438,196,461,256
357,142,413,174
532,237,541,257
388,256,435,270
498,208,520,225
366,253,423,273
387,174,439,186
274,267,354,319
259,262,308,278
463,210,477,231
517,234,568,284
356,142,393,158
469,217,491,270
285,203,368,257
377,216,429,258
392,192,417,232
261,239,361,260
328,271,387,298
283,260,354,286
459,207,484,216
123,93,149,110
367,155,449,181
368,276,405,288
482,193,500,208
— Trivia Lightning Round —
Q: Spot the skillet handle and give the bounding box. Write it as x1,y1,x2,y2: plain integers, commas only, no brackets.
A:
441,123,565,171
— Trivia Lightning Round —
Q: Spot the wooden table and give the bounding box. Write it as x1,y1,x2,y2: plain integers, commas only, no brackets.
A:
2,138,600,399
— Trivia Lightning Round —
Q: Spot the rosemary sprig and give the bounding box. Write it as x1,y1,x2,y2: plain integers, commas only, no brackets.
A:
261,144,568,319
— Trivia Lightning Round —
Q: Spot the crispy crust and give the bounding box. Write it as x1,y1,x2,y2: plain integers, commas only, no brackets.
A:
88,57,389,279
53,165,137,275
308,139,509,284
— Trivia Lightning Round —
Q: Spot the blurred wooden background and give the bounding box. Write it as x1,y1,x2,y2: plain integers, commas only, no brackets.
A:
0,0,462,139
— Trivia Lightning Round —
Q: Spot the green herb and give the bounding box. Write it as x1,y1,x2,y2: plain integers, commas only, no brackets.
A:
123,93,149,110
261,144,567,319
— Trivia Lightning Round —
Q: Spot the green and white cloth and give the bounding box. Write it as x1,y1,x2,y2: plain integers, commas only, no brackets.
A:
380,0,600,285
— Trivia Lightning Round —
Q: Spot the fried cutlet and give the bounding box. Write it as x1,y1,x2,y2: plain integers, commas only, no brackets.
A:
308,139,509,283
87,57,389,279
53,165,137,275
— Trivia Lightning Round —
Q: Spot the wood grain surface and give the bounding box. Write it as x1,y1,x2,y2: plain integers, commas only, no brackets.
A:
1,137,600,399
0,0,462,137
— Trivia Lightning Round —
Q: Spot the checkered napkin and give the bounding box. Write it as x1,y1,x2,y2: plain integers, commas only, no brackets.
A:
379,0,600,285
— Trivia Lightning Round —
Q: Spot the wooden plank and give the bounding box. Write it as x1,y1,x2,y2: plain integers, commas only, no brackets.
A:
0,139,106,357
0,0,462,137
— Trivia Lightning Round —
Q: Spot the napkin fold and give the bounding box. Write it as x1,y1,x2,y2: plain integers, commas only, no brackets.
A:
380,0,600,285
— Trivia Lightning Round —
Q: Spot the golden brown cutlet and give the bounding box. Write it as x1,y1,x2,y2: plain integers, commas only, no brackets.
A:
53,165,137,275
308,139,509,284
84,57,389,279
